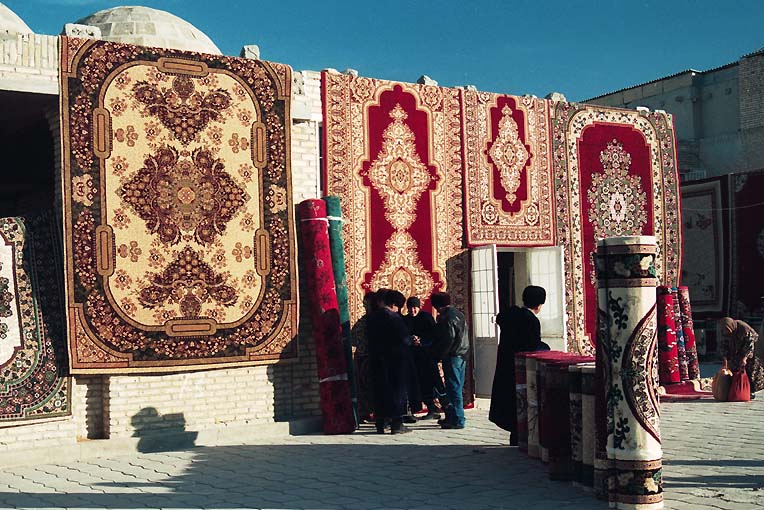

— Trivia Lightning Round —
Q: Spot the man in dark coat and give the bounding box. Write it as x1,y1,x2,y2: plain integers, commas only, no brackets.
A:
367,289,414,434
404,296,444,419
430,292,470,429
489,285,550,445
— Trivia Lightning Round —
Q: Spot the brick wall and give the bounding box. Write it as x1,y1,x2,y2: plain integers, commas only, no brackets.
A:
0,32,58,94
0,68,325,459
739,52,764,171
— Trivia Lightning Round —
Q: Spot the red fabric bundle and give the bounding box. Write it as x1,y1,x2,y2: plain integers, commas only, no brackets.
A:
298,199,355,434
671,288,689,381
728,370,751,402
657,286,680,384
678,286,700,380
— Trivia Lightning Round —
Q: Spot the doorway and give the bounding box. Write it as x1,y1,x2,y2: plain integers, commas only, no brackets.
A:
471,245,567,397
0,90,57,217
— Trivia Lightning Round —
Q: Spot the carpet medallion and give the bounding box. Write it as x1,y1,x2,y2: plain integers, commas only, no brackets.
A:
60,38,298,372
552,104,681,355
0,215,70,422
461,90,555,246
322,71,467,325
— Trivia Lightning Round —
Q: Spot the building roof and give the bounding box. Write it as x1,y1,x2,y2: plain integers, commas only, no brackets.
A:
76,5,221,55
0,3,32,34
586,61,738,102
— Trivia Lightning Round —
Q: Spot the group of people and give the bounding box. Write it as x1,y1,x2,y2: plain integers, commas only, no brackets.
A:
362,281,764,439
364,289,469,434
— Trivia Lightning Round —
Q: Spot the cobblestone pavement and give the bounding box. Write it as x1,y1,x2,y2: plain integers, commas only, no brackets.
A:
0,390,762,509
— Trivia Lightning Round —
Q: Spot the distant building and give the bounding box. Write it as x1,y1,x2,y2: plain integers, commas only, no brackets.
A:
586,49,764,181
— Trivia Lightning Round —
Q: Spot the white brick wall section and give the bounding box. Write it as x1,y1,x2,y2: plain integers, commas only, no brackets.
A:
0,33,58,94
0,417,78,451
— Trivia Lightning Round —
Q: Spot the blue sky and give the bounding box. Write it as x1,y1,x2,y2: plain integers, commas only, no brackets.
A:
5,0,764,101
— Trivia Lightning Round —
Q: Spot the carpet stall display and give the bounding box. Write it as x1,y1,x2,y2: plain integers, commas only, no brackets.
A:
298,199,355,435
461,90,555,247
657,286,680,384
543,355,594,480
580,364,596,487
568,364,584,484
515,353,530,451
731,170,764,318
671,288,689,381
59,38,298,372
679,177,730,317
322,71,467,333
596,236,663,509
322,71,472,400
0,214,70,423
525,353,546,458
323,195,358,427
552,103,681,355
524,351,592,460
658,379,713,401
567,361,596,484
678,286,700,380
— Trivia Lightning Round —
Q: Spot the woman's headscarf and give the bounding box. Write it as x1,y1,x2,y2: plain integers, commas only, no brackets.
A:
720,317,737,337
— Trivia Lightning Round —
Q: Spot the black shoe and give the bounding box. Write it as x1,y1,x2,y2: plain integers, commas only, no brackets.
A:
420,411,440,420
391,425,413,434
437,417,447,425
751,393,757,400
440,422,465,430
402,415,417,424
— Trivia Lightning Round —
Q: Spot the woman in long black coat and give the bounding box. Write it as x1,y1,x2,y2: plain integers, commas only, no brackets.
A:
489,286,548,445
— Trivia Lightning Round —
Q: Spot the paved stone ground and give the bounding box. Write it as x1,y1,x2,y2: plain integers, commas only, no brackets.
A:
0,374,762,508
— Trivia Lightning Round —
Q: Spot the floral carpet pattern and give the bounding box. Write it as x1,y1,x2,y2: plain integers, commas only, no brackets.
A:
322,71,467,325
0,214,69,422
461,90,555,246
552,104,681,355
60,38,298,372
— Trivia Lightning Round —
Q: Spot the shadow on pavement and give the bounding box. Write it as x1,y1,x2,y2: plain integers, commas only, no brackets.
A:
0,441,606,509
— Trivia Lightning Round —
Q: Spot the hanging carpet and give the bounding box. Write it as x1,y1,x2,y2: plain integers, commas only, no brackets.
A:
0,213,70,422
59,37,298,373
322,71,472,400
679,176,731,317
461,90,555,247
730,170,764,318
552,104,682,355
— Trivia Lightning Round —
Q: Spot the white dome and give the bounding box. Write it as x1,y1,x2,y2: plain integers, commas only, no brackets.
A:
0,3,32,34
76,5,221,55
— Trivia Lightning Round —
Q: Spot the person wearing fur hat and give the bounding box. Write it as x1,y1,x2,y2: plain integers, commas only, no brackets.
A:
367,289,415,434
489,285,550,445
404,296,445,420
